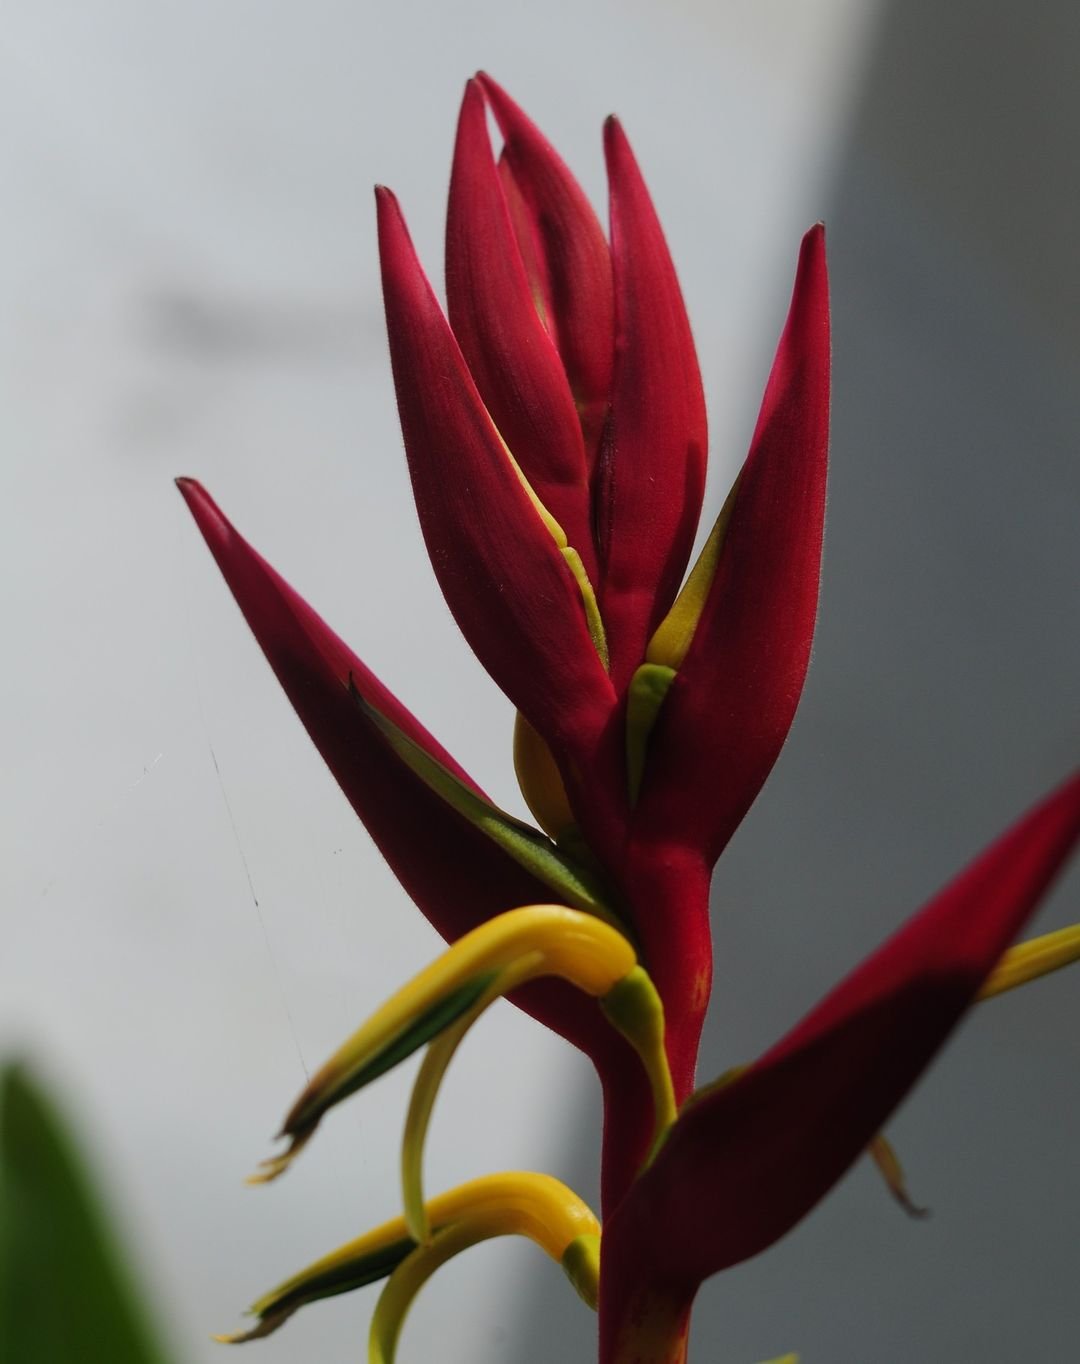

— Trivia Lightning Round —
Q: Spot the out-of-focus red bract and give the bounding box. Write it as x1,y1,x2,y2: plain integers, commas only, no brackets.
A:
602,769,1080,1341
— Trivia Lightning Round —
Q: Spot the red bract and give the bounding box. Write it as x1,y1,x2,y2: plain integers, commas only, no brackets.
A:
597,115,708,690
181,71,825,1178
368,77,830,977
632,224,830,868
447,79,596,582
601,773,1080,1358
176,479,616,1058
477,72,614,468
377,185,616,778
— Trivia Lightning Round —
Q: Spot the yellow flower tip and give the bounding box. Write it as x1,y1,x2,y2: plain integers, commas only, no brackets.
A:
868,1133,930,1220
244,1155,291,1187
245,1128,313,1186
212,1308,294,1344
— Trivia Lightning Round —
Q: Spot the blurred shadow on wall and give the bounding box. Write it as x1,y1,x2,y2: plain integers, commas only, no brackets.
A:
513,3,1080,1360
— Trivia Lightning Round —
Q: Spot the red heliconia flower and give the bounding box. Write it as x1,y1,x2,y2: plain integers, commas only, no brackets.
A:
182,73,826,1084
183,75,1080,1364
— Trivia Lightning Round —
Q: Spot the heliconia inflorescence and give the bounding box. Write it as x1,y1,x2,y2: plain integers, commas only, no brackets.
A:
179,73,1080,1364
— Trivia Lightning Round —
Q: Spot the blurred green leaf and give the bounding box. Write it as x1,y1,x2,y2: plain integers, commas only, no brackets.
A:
0,1062,174,1364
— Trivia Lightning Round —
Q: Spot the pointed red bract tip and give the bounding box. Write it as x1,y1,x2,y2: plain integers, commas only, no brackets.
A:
445,76,594,576
472,72,614,468
596,114,707,691
632,224,829,866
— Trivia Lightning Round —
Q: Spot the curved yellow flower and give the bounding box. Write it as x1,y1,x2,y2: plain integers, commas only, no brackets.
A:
251,906,675,1184
216,1172,599,1346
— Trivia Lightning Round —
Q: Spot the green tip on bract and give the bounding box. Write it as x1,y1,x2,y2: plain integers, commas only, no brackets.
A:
625,663,677,804
560,1233,601,1309
601,965,678,1150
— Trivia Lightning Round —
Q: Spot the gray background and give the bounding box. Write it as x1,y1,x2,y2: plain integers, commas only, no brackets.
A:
2,2,1077,1362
